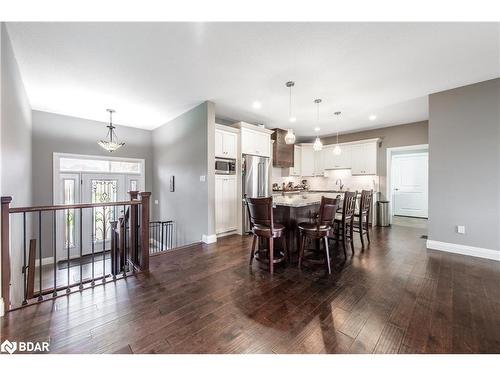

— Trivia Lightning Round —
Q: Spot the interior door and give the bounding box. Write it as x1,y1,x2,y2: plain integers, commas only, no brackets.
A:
392,153,428,218
81,174,126,255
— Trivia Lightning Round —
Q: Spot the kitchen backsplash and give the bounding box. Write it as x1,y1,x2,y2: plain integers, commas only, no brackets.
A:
272,168,380,192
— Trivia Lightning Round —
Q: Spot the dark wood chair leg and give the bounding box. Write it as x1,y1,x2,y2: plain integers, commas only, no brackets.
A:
350,220,355,254
249,235,256,266
298,233,306,270
359,217,365,249
342,225,348,258
281,234,288,264
269,237,274,274
323,236,331,275
366,218,371,243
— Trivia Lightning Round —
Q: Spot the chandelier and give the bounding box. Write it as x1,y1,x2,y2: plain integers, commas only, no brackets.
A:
97,109,125,152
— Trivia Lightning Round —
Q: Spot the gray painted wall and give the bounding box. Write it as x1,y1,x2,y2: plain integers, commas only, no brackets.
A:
428,78,500,251
152,102,212,247
32,110,154,206
1,23,32,306
32,110,154,258
321,121,429,199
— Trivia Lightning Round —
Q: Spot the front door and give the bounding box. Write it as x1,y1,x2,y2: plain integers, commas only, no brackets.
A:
81,174,126,256
392,152,428,218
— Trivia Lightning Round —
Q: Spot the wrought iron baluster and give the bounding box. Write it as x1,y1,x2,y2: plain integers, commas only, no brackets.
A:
53,210,57,297
22,212,27,305
123,204,127,276
102,205,106,282
38,211,43,301
66,209,71,294
91,207,95,286
79,208,83,290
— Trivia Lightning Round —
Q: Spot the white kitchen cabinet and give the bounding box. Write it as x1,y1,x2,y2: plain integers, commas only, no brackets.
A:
241,127,271,157
300,144,315,176
323,144,352,170
287,145,301,176
215,128,237,159
351,142,377,175
215,175,238,234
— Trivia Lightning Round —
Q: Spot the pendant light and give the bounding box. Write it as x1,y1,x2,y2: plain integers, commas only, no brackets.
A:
98,109,125,152
333,111,342,155
284,81,297,144
313,99,323,151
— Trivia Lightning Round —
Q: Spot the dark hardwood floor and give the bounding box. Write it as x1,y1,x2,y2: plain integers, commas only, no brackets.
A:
2,223,500,354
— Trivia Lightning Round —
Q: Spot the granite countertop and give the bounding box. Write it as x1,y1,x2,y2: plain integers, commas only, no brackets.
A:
273,192,344,207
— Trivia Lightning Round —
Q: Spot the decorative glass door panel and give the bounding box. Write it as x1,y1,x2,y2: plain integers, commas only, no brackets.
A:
91,179,118,243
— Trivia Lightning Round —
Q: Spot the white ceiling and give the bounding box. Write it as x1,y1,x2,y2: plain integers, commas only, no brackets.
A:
6,22,500,136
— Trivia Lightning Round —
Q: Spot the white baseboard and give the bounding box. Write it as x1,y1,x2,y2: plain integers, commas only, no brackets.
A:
202,234,217,244
0,298,4,317
216,230,238,238
426,239,500,261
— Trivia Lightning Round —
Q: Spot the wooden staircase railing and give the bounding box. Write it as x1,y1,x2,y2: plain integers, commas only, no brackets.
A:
0,191,151,314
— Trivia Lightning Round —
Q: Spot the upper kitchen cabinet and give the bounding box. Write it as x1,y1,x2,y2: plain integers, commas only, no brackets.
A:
289,145,301,176
215,126,238,159
351,141,378,175
323,144,352,170
236,122,272,158
271,128,294,167
300,144,315,176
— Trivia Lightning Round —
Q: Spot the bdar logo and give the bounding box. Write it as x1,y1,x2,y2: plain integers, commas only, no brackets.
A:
1,339,17,354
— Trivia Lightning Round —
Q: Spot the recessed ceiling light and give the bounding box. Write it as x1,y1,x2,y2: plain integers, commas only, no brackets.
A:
314,127,320,132
252,101,262,109
289,116,297,123
369,114,377,121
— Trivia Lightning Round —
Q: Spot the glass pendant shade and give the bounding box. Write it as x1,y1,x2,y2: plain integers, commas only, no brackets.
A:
98,109,125,152
333,144,342,155
97,139,125,152
313,136,323,151
284,129,296,144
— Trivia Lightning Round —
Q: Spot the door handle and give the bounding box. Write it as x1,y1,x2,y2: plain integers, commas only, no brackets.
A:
394,188,399,191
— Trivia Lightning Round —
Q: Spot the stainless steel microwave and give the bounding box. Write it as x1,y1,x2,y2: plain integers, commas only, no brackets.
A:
215,158,236,175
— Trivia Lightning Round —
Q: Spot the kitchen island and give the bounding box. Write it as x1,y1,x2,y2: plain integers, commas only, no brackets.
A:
272,192,344,261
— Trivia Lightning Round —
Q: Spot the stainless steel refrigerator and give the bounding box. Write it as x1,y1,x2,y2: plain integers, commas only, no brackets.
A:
242,154,270,233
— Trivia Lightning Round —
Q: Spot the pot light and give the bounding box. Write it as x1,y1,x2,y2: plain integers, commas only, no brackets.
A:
314,127,320,132
252,101,262,109
289,116,297,123
369,114,377,121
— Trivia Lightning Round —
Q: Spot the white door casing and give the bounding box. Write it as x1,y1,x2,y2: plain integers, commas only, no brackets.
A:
392,152,428,218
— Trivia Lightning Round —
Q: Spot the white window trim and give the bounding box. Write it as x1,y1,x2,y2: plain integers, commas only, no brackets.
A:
53,152,146,204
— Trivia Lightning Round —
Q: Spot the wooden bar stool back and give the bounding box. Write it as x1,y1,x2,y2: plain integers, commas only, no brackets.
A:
354,190,373,249
298,196,340,274
332,191,358,258
246,196,287,274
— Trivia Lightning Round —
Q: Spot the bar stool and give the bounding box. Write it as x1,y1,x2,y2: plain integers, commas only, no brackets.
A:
246,196,287,274
354,190,373,249
330,191,357,258
297,196,340,274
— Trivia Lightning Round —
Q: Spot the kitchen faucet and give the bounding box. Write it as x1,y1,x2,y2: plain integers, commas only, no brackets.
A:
335,178,344,191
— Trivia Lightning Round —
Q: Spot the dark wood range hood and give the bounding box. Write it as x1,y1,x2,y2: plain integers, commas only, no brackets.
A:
271,128,294,168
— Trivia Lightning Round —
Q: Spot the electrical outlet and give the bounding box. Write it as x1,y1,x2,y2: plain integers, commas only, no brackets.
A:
457,225,466,234
200,175,206,182
154,200,159,205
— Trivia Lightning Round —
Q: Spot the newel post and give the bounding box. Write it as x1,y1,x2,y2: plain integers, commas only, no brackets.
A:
1,196,12,314
139,192,151,271
128,191,139,266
